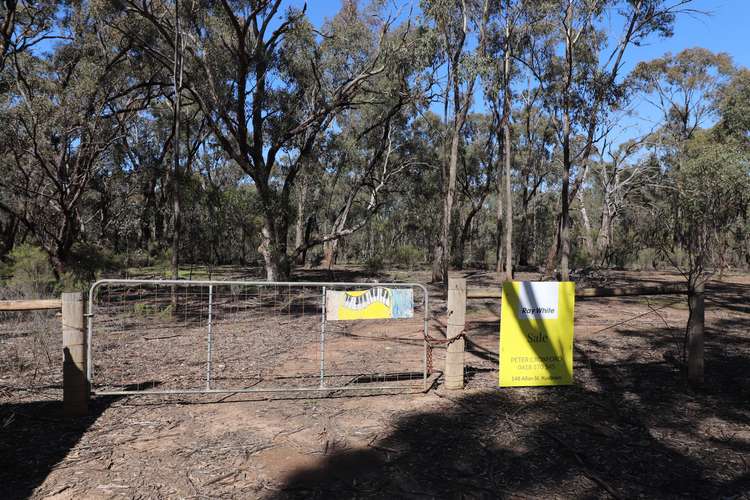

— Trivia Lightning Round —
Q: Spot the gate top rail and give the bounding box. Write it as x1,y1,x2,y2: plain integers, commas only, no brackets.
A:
88,278,429,311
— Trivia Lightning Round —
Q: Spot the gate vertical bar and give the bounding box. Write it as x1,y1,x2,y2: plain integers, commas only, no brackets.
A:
320,286,326,389
206,284,214,390
86,286,94,386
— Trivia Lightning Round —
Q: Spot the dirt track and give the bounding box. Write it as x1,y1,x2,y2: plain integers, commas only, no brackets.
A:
1,269,748,499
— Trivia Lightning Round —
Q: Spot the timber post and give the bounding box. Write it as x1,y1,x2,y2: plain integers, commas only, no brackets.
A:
687,282,705,386
444,277,466,390
62,292,89,416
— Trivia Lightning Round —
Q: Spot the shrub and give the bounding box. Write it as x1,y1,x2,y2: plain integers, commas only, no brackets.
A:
6,245,56,298
392,245,423,270
364,255,384,274
134,302,174,320
634,248,658,271
56,271,88,294
571,247,594,270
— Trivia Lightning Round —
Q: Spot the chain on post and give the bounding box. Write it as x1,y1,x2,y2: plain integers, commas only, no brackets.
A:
423,329,466,374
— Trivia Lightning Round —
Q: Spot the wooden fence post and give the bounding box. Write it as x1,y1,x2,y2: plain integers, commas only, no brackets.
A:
444,278,466,390
62,292,89,416
687,283,705,386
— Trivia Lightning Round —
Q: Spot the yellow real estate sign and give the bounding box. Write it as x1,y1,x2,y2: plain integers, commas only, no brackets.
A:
499,281,575,387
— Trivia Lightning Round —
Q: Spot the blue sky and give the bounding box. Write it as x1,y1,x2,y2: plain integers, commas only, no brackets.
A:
623,0,750,69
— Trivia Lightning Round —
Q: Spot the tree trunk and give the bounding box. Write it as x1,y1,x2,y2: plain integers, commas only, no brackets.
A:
503,118,513,281
558,0,574,281
456,206,480,270
529,193,537,266
47,212,78,280
0,215,18,259
577,189,594,262
302,216,315,268
560,167,571,279
434,121,462,284
171,0,183,300
258,217,281,281
545,213,561,276
294,173,308,266
171,182,181,280
519,185,530,267
322,239,338,269
502,10,513,281
596,204,612,266
495,165,504,274
140,175,157,248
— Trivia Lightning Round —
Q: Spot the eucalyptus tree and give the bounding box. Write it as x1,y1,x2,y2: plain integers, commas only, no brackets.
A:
454,112,495,269
632,48,733,264
717,68,750,145
642,129,749,296
0,0,56,74
483,0,533,278
113,110,174,251
110,0,420,280
526,0,692,279
374,111,443,263
635,50,747,290
423,0,490,284
0,5,156,275
514,87,555,267
0,0,58,258
633,48,734,142
315,104,412,268
590,136,653,265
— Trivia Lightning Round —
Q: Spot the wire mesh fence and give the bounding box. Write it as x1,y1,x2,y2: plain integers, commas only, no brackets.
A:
461,293,690,389
88,280,430,396
0,308,60,401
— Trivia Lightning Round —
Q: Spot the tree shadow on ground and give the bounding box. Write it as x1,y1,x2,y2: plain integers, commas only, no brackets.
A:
265,383,739,499
265,313,749,499
0,395,117,500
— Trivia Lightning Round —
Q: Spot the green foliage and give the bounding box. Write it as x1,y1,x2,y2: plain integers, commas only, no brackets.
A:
133,302,174,320
364,255,385,274
57,244,123,292
571,247,593,270
6,245,56,298
391,245,423,270
646,130,750,279
718,68,750,143
633,249,658,271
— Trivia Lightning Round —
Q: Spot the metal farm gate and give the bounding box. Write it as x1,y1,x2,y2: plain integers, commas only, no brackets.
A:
86,280,431,396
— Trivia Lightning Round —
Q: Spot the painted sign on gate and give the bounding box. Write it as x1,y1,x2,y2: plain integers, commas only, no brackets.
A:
499,281,575,387
326,287,413,321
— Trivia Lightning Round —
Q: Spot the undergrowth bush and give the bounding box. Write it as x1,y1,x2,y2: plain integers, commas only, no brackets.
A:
5,245,56,298
364,255,384,274
392,245,422,270
134,302,174,319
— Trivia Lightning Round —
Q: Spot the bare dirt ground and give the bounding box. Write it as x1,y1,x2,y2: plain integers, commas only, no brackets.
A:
1,268,748,499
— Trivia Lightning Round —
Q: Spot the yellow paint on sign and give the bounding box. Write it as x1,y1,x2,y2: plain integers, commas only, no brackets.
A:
337,290,392,320
499,281,575,387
